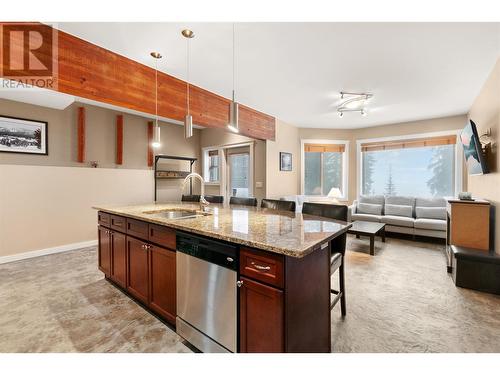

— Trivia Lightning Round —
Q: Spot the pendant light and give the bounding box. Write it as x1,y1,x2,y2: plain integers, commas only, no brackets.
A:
150,51,162,148
227,23,239,133
182,29,195,139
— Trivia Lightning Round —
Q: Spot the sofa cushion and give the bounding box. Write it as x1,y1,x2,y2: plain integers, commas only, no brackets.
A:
357,202,383,215
415,206,446,220
415,197,446,208
381,215,415,228
359,195,385,205
414,218,446,231
385,204,413,218
351,213,382,223
385,196,415,207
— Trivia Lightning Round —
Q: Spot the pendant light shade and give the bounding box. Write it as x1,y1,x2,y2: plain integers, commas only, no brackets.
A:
184,115,193,138
182,29,195,139
227,23,239,133
151,51,162,148
152,124,161,148
228,95,239,133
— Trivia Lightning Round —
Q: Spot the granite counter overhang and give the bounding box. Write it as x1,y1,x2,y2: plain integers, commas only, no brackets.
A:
93,202,352,258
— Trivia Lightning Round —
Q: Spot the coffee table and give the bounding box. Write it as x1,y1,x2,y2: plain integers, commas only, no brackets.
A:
347,221,386,256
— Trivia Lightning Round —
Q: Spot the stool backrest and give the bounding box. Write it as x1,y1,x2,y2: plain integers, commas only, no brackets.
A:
205,195,224,204
261,199,296,212
229,196,258,207
181,194,200,202
302,202,348,255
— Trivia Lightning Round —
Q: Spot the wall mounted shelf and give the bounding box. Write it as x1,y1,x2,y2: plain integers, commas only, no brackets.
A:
154,155,197,202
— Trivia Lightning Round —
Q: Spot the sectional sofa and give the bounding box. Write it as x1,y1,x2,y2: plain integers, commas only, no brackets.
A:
348,195,447,239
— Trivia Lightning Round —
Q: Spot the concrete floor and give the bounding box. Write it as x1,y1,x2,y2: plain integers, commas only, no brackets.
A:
1,235,499,352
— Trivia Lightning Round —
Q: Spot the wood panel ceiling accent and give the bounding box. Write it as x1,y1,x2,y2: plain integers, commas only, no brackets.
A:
56,29,275,140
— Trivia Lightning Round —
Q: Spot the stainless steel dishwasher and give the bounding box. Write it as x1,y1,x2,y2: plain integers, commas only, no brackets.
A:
176,232,238,353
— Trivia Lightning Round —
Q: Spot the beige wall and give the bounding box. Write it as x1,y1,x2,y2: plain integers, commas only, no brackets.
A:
467,59,500,253
0,165,154,257
0,99,201,171
298,115,467,203
199,128,267,201
265,120,300,198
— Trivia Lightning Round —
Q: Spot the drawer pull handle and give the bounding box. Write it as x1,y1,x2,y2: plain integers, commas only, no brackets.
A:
251,262,271,271
236,280,244,288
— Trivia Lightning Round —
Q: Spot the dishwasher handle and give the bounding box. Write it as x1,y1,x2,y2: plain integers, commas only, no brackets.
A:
177,232,239,271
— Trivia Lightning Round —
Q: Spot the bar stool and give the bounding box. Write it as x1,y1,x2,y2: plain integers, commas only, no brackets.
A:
261,198,296,212
302,202,347,316
205,195,224,203
229,197,258,206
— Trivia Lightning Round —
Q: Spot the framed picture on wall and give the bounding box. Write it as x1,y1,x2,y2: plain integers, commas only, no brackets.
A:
280,152,292,171
0,115,48,155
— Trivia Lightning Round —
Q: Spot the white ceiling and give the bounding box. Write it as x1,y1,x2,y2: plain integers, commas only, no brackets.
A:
57,22,500,129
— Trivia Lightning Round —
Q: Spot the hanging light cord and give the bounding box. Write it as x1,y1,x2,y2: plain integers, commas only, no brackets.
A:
232,23,235,102
187,36,190,115
154,58,158,127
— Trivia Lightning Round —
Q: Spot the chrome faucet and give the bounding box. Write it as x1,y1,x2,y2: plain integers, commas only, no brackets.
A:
182,172,209,212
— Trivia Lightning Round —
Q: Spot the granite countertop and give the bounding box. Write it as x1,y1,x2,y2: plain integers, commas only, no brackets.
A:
93,202,351,258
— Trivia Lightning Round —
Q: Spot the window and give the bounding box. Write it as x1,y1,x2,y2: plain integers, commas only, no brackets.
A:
360,134,458,198
204,149,220,183
302,142,348,198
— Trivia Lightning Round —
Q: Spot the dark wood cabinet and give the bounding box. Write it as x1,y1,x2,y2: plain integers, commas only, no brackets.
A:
98,226,111,276
149,245,176,324
96,211,333,353
126,236,150,304
110,231,127,288
239,276,284,353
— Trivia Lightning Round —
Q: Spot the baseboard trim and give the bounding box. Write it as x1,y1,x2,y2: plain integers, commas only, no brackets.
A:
0,240,98,265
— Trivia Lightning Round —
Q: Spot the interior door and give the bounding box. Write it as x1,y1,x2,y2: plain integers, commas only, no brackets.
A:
227,151,250,198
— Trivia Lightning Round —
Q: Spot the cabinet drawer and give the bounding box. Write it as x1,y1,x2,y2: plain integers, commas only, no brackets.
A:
149,224,176,249
240,247,284,288
126,218,149,241
98,211,110,227
110,214,126,232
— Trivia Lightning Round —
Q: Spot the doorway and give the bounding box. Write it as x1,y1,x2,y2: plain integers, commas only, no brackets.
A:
226,147,250,199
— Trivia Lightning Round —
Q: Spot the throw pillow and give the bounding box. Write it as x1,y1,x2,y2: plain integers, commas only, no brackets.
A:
385,204,412,217
357,202,383,215
415,206,446,220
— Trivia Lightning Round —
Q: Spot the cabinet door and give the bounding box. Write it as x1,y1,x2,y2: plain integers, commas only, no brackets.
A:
239,276,284,353
149,245,176,324
98,226,111,276
127,236,149,304
110,231,127,288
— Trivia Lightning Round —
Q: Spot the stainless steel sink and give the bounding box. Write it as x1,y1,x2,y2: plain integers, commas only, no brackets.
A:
158,210,198,219
142,208,211,220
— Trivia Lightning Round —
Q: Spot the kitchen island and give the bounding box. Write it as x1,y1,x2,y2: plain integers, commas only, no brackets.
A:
94,202,351,353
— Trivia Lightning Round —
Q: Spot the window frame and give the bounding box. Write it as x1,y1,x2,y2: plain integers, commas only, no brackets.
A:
202,147,222,185
356,130,463,199
300,139,349,201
